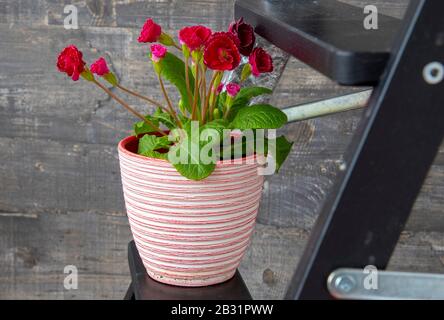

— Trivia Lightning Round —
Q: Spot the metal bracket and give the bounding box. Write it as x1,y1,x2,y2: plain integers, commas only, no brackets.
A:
283,90,371,123
328,268,444,300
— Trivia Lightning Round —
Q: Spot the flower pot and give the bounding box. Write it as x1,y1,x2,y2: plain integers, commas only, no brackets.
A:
117,135,264,287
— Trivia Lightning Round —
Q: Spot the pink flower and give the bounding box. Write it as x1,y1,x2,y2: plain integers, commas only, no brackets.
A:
249,47,273,77
90,57,110,76
138,19,162,43
216,83,224,94
178,25,212,51
151,44,167,62
56,45,86,81
226,83,241,97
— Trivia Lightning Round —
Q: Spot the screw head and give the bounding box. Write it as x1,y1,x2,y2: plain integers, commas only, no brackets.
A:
334,275,356,293
423,62,444,85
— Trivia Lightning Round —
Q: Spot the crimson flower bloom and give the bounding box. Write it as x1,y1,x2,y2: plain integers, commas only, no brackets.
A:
203,32,241,71
216,83,224,94
228,18,255,56
179,25,212,51
226,83,241,97
151,44,168,62
249,47,273,77
57,45,86,81
138,19,162,43
90,57,110,76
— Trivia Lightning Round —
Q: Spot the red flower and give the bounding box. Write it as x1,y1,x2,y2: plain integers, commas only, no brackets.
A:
179,25,212,51
57,45,86,81
228,17,255,56
90,57,110,76
151,44,167,62
226,83,241,97
249,47,273,77
138,19,162,43
203,32,241,71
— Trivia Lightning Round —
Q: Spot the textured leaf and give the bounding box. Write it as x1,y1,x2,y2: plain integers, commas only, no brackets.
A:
156,52,196,113
166,121,222,181
153,108,176,129
235,86,272,102
268,136,294,172
168,138,216,181
134,116,160,136
230,104,288,129
202,119,229,142
138,134,171,159
216,92,227,112
225,87,272,121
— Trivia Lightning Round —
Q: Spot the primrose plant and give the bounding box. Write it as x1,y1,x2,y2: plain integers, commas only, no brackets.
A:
57,18,294,180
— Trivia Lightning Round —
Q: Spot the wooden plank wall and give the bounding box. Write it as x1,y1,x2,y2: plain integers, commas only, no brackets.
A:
1,0,443,299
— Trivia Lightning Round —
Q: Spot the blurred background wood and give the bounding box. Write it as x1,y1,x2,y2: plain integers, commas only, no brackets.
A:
1,0,443,299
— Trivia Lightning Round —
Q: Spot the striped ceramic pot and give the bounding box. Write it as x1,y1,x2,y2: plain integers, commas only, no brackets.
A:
117,135,264,287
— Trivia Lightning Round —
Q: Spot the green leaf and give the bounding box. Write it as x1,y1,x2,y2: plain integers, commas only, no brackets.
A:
168,136,216,181
202,119,229,141
235,87,272,102
216,92,227,112
153,108,176,129
225,97,249,122
134,116,160,136
225,87,272,122
166,121,223,181
267,136,294,172
216,133,293,172
172,159,216,181
138,134,171,160
141,150,168,160
230,104,288,129
156,52,196,113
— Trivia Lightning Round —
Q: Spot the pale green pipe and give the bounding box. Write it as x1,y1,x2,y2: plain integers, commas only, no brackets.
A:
283,90,372,123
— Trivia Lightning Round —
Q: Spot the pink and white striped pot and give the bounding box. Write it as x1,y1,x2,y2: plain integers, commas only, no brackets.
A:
117,135,264,287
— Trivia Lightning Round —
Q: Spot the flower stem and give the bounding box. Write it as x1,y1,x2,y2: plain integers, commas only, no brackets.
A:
184,57,193,109
191,63,200,121
201,64,207,120
115,83,166,111
208,72,222,122
157,74,183,129
202,71,218,124
92,79,167,136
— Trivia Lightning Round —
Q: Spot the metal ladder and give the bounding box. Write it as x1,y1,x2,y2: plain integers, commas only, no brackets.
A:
237,0,444,300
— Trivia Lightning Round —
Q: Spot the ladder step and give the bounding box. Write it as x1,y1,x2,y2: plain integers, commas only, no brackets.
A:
235,0,402,85
127,241,252,300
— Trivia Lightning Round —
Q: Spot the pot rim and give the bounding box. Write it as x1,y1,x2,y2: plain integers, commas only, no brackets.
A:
118,135,261,167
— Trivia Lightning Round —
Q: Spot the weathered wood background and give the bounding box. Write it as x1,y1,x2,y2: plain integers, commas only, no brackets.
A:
1,0,443,299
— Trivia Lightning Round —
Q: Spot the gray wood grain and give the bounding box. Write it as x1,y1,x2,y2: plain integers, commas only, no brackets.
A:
1,0,443,300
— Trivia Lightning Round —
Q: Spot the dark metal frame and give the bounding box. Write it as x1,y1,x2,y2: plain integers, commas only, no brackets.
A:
285,0,444,299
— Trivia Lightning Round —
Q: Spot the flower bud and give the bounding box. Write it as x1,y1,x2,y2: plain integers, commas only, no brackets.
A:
213,108,221,120
151,44,168,63
226,83,241,98
241,63,252,82
159,32,176,47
